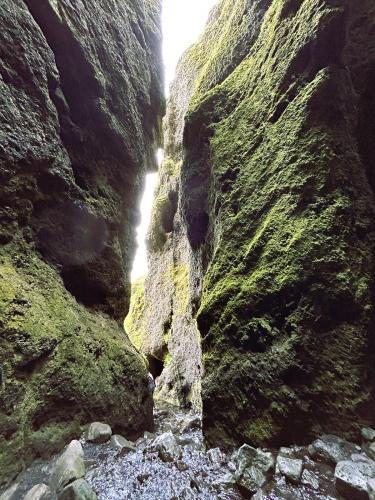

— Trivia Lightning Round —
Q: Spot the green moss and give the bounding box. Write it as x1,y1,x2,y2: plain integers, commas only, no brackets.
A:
124,276,146,350
0,249,151,484
173,265,189,315
178,0,375,447
163,159,182,177
164,352,172,364
147,192,177,253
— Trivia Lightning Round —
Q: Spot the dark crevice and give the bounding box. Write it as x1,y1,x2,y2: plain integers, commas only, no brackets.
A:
23,0,134,167
147,355,164,379
15,346,56,379
357,67,375,194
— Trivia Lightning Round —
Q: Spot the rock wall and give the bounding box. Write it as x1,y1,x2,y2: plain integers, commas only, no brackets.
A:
146,0,375,448
0,0,164,484
135,0,273,410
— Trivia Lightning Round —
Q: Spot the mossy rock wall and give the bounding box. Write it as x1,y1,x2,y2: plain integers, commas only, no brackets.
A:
161,0,375,447
142,0,273,411
0,0,164,484
125,277,146,351
141,155,202,410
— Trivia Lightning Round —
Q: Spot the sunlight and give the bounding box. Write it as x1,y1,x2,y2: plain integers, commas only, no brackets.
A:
130,1,217,281
162,0,218,92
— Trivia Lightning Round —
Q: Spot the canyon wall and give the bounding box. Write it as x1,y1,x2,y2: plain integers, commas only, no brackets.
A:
143,0,375,447
133,0,272,409
0,0,164,484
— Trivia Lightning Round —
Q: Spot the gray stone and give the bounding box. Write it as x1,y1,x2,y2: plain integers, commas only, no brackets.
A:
367,442,375,461
227,460,236,472
301,469,319,490
362,428,375,442
86,422,112,444
24,484,51,500
136,437,148,452
111,435,136,452
237,466,268,495
278,446,305,458
57,479,97,500
335,459,375,500
276,455,303,484
177,434,204,452
207,448,225,464
179,415,201,433
352,453,375,464
368,478,375,500
213,473,236,490
143,431,155,441
50,440,85,492
309,435,359,465
176,460,189,472
152,432,182,462
0,484,19,500
235,444,275,476
234,445,275,495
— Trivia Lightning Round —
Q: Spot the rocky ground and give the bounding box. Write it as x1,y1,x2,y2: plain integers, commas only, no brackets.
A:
2,403,375,499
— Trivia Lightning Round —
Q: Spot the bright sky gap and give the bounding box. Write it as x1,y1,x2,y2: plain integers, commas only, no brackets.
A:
131,0,217,281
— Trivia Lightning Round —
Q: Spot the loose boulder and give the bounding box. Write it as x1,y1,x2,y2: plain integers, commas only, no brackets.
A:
301,470,319,490
50,440,85,492
207,448,225,464
362,429,375,442
57,479,97,500
111,435,136,453
152,432,182,462
276,456,303,484
234,444,274,495
24,484,51,500
87,423,112,444
335,459,375,500
309,435,359,465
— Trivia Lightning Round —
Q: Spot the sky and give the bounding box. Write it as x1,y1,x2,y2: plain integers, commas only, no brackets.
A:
131,0,217,281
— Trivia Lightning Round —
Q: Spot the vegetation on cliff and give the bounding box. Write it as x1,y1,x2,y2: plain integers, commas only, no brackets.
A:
125,277,146,351
0,0,163,484
162,0,375,448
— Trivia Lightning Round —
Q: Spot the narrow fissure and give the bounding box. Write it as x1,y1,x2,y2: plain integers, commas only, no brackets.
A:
2,0,375,498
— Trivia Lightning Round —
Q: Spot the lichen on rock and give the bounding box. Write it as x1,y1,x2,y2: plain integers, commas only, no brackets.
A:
0,0,164,485
188,0,375,448
145,0,375,450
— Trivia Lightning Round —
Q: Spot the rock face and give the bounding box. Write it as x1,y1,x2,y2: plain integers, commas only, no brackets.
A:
134,0,271,409
144,0,375,448
0,0,164,485
57,479,97,500
23,484,51,500
335,459,375,500
86,423,112,444
50,440,85,493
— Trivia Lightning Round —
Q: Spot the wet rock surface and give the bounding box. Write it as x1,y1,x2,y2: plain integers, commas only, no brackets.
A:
139,0,375,449
87,424,112,445
23,484,51,500
50,440,85,493
0,0,164,484
3,404,375,499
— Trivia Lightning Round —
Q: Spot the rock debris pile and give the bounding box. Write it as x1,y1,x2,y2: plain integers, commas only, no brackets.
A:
2,406,375,499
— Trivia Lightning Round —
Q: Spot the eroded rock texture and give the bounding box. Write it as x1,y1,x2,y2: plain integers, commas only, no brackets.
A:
146,0,375,448
0,0,164,484
135,0,275,410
